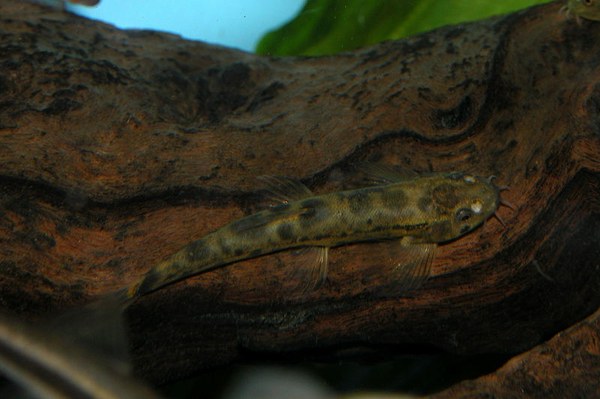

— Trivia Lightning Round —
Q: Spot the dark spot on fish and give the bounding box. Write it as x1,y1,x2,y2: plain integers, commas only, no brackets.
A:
367,218,373,226
460,225,471,234
300,206,317,220
338,231,348,238
234,248,244,256
432,184,461,208
347,190,371,214
380,189,406,209
277,223,295,241
230,214,266,234
299,198,327,226
299,236,310,242
301,198,325,210
187,240,212,261
418,196,434,213
218,238,232,256
429,221,452,242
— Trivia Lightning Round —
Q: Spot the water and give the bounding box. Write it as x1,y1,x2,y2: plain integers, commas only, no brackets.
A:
68,0,304,52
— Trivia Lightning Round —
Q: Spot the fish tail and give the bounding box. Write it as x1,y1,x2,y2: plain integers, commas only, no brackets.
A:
126,236,222,298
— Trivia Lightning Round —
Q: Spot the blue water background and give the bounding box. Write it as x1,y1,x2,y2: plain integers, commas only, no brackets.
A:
69,0,304,52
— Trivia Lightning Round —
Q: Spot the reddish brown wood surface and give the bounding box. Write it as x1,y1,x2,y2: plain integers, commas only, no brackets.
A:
1,0,599,394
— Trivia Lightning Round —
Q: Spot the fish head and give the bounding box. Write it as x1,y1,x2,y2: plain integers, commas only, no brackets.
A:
428,173,500,242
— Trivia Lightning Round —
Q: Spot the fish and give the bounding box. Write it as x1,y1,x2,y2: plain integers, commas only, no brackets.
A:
562,0,600,22
117,167,509,301
0,312,163,399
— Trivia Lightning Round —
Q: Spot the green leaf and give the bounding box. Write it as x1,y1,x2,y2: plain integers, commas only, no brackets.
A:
256,0,555,56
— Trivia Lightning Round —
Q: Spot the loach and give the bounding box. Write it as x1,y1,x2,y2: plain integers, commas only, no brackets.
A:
562,0,600,22
114,166,511,303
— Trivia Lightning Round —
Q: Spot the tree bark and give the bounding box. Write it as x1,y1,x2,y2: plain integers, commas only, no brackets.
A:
0,0,599,393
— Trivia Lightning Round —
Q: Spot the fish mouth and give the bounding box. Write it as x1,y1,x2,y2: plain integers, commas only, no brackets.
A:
485,175,515,229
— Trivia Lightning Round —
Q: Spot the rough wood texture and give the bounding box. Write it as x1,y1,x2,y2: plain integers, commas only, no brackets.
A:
1,0,599,392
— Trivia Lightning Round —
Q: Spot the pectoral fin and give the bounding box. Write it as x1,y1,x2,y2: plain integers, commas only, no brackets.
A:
394,244,437,292
392,240,435,293
288,246,330,293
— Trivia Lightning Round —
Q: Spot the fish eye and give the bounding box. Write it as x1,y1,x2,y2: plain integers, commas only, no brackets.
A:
455,208,474,222
584,0,593,6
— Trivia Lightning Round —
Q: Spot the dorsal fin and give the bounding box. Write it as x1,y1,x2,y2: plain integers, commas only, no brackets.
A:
258,175,314,204
355,163,419,185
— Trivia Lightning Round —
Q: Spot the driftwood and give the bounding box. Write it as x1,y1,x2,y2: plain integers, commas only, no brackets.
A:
432,305,600,398
0,0,599,395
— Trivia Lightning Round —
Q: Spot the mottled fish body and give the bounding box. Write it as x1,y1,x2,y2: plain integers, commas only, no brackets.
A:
0,314,162,399
126,171,501,299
